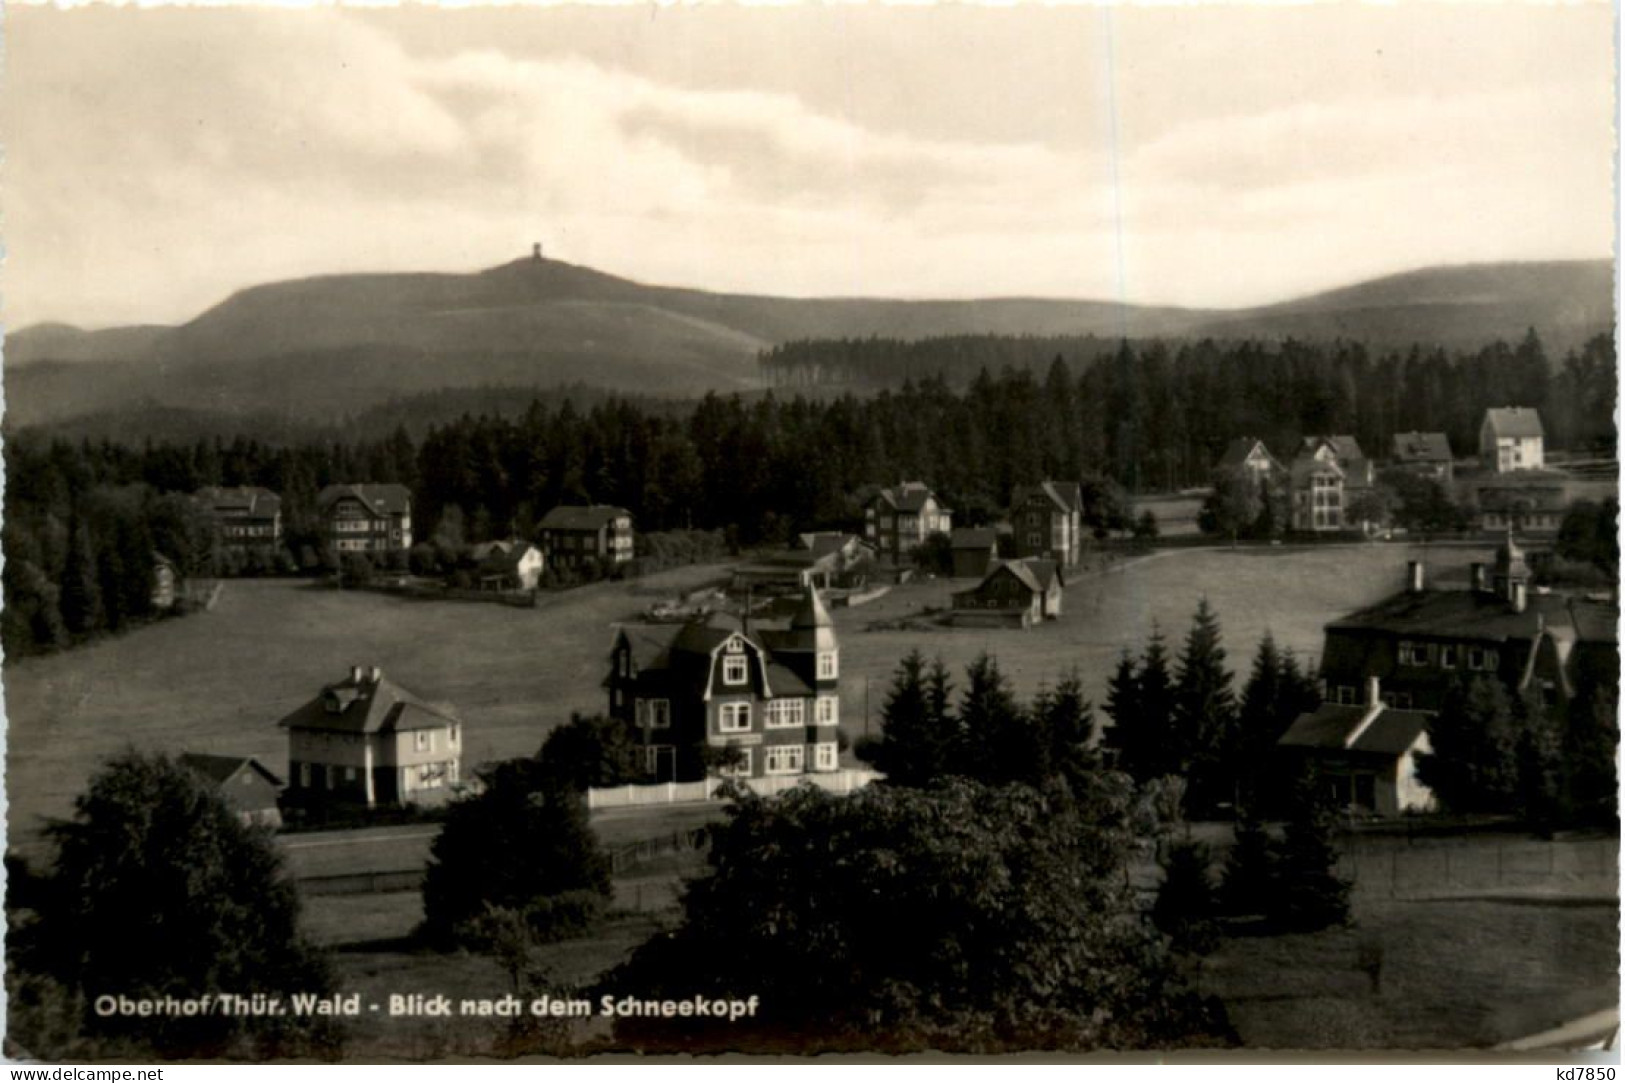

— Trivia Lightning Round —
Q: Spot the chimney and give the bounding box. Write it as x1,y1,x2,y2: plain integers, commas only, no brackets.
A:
1471,563,1487,593
1406,561,1425,594
532,242,543,261
349,665,363,683
1511,581,1527,614
369,666,383,683
1366,675,1381,707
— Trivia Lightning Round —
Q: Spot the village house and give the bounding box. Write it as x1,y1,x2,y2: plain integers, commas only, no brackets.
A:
151,553,178,610
194,485,283,556
949,527,1001,579
732,533,873,592
277,665,464,809
864,482,952,564
538,505,634,571
606,586,841,783
1479,407,1546,473
1389,432,1454,484
1216,437,1285,488
179,752,285,828
1011,481,1083,566
1470,474,1569,535
476,540,546,591
1289,451,1345,532
950,558,1064,628
1278,677,1434,816
1313,536,1618,716
317,484,413,555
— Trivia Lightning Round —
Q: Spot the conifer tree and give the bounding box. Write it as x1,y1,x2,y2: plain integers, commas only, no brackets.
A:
959,654,1037,785
1153,839,1220,955
1219,811,1275,918
59,515,103,638
1037,669,1098,787
1175,599,1240,816
1270,777,1351,932
1417,676,1520,813
864,651,958,787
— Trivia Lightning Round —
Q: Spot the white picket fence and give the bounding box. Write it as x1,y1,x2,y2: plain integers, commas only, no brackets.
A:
587,768,882,811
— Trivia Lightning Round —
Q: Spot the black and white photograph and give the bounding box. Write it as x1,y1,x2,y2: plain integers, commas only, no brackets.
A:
0,1,1618,1064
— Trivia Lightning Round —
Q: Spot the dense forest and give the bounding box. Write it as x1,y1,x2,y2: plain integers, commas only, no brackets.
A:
5,330,1615,658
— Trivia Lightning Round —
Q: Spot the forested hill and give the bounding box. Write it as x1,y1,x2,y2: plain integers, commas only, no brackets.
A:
5,256,1610,432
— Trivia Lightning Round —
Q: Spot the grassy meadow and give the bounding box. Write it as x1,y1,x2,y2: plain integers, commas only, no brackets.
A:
3,542,1482,852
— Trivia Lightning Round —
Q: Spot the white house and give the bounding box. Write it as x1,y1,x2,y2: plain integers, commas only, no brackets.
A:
1479,408,1546,473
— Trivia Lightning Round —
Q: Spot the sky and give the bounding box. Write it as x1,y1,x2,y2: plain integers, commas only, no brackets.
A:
2,3,1615,329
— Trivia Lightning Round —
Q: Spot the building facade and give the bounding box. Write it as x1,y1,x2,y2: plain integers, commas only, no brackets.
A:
179,753,285,828
538,505,634,571
864,483,952,564
317,484,413,555
1479,407,1546,473
195,486,283,557
1217,437,1285,487
1278,682,1435,816
950,558,1064,628
1011,481,1082,566
278,665,464,809
1390,432,1454,484
1290,451,1345,532
606,586,841,783
476,540,546,591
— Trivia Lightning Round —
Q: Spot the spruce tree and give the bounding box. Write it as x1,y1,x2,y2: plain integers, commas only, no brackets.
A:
1153,839,1220,955
58,516,103,638
1417,676,1520,813
1038,669,1098,787
1270,777,1351,932
1175,599,1240,816
1219,811,1274,919
1136,625,1180,778
865,651,958,787
1103,649,1142,771
959,654,1037,785
1236,632,1285,807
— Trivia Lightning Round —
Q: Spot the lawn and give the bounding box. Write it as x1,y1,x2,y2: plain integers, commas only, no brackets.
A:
833,541,1482,737
3,563,733,856
1202,896,1619,1049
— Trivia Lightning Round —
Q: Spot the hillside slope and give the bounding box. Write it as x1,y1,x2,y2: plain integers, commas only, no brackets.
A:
5,256,1611,431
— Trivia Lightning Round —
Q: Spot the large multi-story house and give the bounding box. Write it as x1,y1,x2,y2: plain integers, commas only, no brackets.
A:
606,586,841,783
1216,437,1285,488
1389,432,1454,485
195,486,283,557
1283,535,1618,816
1289,451,1345,532
864,483,952,564
538,505,634,571
1314,536,1618,715
1011,481,1082,566
317,484,413,555
277,665,464,809
1479,407,1546,473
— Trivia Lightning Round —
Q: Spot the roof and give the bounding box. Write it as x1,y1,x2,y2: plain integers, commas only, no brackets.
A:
1218,438,1280,470
1326,587,1588,642
317,484,411,517
1483,407,1546,440
1014,481,1082,514
1291,454,1344,483
874,482,945,514
1478,487,1569,514
1391,432,1453,463
539,505,630,531
278,669,463,735
963,557,1062,597
796,532,864,560
195,486,282,517
480,541,540,573
1279,703,1430,756
789,586,835,631
951,527,1000,550
178,752,285,789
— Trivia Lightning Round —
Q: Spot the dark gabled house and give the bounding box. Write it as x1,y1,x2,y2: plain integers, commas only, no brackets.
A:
951,558,1064,628
1011,481,1083,566
194,486,283,556
606,586,842,783
179,752,285,828
277,665,465,809
864,483,952,565
317,484,413,555
949,527,1001,579
1390,431,1454,484
538,505,634,571
1467,472,1569,535
1314,536,1618,716
1217,437,1285,484
732,533,873,591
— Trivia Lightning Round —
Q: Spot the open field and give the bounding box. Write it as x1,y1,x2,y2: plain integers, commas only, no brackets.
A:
1203,896,1619,1049
3,563,733,855
0,542,1485,853
836,542,1482,736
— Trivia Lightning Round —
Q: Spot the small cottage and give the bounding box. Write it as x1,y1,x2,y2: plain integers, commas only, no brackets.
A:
950,558,1064,628
1278,678,1434,816
179,753,285,829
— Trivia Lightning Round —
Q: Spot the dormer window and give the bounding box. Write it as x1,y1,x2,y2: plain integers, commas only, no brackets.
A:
723,655,748,685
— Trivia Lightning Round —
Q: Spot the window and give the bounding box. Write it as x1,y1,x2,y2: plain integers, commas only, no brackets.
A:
325,766,337,790
765,745,805,775
1468,647,1498,671
415,730,432,752
814,743,838,771
1334,685,1358,705
816,696,839,726
647,699,671,730
1027,532,1043,547
417,763,447,789
1398,642,1433,667
1439,645,1458,669
344,766,357,782
765,699,805,729
719,748,752,778
718,703,752,733
449,725,460,747
723,654,748,685
299,763,312,788
817,652,838,680
1382,692,1413,709
1540,680,1559,707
